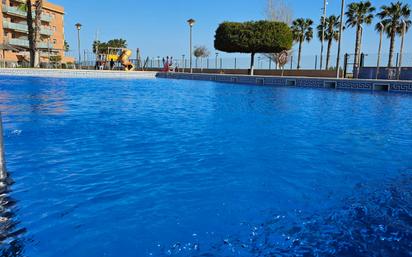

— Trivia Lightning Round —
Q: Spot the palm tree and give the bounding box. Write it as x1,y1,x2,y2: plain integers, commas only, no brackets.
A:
26,0,43,67
33,0,43,67
376,2,411,67
345,1,375,74
317,15,340,69
291,18,313,70
25,0,35,67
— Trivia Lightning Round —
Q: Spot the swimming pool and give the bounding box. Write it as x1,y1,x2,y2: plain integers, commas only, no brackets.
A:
0,76,411,256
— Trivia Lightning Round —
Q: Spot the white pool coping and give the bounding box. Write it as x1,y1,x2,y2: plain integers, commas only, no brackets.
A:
0,68,157,79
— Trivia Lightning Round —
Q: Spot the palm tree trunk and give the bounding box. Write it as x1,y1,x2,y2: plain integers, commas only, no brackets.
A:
26,0,35,68
297,39,303,70
388,26,396,67
326,38,332,69
33,0,43,68
353,26,362,75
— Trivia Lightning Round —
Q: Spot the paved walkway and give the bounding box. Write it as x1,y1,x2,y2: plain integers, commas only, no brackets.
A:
0,68,156,79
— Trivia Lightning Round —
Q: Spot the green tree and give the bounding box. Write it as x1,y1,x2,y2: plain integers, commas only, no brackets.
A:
64,40,70,52
18,3,27,12
376,1,411,67
194,46,210,71
291,18,313,70
214,21,292,75
345,1,375,72
317,15,340,69
49,55,62,63
106,39,127,48
93,39,127,54
93,40,105,54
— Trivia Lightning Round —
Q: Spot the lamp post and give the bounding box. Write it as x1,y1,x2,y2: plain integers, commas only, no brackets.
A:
215,52,219,69
376,22,384,80
187,18,196,73
75,23,82,69
320,0,328,70
335,0,345,78
397,20,407,80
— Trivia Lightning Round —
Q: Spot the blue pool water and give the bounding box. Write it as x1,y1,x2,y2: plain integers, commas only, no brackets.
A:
0,76,411,257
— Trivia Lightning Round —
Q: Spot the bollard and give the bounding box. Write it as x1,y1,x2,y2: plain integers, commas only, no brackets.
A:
0,112,6,180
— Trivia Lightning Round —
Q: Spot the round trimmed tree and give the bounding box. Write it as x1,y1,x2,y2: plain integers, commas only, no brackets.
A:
214,21,293,75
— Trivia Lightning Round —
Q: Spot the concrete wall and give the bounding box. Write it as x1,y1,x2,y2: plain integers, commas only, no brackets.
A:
146,68,340,78
156,72,412,94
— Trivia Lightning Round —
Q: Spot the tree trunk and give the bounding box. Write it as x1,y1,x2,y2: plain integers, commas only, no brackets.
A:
388,25,396,67
200,58,203,72
353,25,362,76
250,52,255,75
326,38,332,69
33,0,43,68
297,39,303,70
26,0,35,68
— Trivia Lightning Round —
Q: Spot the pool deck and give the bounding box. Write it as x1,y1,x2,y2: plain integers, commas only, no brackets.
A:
157,72,412,94
0,68,156,79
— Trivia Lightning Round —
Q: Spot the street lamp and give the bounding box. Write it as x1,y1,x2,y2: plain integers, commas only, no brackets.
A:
335,0,345,78
215,52,219,69
75,23,82,68
187,18,196,73
376,22,384,79
320,0,328,70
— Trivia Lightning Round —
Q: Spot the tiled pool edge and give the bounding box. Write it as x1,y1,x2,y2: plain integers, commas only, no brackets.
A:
0,68,157,79
156,72,412,94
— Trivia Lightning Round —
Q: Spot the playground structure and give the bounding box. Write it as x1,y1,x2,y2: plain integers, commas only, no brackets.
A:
97,47,134,71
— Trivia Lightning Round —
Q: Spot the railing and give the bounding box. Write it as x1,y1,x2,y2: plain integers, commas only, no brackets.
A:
8,38,54,49
2,5,52,22
143,53,412,73
2,21,27,32
3,21,54,36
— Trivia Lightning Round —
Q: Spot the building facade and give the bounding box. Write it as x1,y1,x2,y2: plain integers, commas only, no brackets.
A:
0,0,73,66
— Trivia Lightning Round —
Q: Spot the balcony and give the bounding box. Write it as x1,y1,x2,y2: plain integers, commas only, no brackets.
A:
3,21,54,36
2,6,52,22
3,21,27,33
9,38,54,49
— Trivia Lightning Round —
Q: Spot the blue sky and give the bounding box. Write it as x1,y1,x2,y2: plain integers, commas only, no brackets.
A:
58,0,411,61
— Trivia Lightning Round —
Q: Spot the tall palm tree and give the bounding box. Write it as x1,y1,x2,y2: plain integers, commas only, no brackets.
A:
345,1,375,74
291,18,313,70
25,0,35,67
33,0,43,67
376,2,411,67
317,15,340,69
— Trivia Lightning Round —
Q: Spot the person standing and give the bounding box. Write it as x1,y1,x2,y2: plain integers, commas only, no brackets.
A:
110,58,115,70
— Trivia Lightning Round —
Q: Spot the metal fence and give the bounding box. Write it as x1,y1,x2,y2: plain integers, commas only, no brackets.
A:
5,50,412,77
142,53,412,72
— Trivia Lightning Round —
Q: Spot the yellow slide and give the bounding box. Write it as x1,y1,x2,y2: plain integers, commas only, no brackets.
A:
119,49,134,71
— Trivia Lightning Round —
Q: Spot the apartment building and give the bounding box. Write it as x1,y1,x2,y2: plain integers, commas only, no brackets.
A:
0,0,73,66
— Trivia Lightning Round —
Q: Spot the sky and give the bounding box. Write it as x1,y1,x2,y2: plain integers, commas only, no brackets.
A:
57,0,411,62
